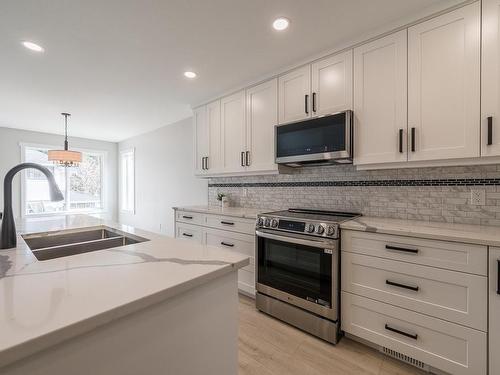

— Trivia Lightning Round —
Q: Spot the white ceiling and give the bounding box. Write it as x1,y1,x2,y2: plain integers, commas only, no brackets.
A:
0,0,462,142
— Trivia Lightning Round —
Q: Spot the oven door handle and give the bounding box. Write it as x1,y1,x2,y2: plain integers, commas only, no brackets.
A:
256,230,336,249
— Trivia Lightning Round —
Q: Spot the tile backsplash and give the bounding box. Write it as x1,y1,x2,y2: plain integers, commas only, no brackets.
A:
208,164,500,226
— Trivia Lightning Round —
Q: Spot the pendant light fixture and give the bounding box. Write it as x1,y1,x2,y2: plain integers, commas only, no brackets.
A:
48,113,82,167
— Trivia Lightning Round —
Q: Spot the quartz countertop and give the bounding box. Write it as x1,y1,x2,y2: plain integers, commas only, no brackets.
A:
0,215,249,368
173,205,266,219
341,216,500,247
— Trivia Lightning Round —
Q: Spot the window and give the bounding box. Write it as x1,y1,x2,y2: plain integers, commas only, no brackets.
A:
120,148,135,213
22,145,105,216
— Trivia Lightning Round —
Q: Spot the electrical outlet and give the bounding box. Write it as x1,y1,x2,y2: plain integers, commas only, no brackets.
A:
470,189,486,206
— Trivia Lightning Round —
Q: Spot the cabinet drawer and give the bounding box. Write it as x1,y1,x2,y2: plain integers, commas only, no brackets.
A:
205,229,255,273
342,252,487,330
342,230,487,275
175,223,203,244
175,210,205,225
205,214,255,235
342,292,486,375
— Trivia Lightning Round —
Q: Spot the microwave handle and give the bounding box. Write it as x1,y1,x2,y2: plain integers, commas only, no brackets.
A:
256,230,337,250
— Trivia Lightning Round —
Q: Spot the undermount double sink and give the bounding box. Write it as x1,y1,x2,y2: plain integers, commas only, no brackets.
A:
22,226,149,261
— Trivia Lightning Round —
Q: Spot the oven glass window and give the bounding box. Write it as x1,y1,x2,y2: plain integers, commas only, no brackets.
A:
276,113,347,158
258,236,332,307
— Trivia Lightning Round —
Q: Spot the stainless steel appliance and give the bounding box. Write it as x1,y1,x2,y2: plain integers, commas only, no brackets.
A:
275,110,353,167
255,208,360,344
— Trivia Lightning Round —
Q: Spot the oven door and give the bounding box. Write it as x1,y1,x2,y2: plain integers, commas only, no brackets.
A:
256,229,339,321
275,110,352,165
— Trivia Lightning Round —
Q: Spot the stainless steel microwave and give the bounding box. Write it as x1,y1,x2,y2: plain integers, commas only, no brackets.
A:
275,110,353,167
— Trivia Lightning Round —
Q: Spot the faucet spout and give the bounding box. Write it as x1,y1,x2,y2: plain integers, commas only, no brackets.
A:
1,163,64,249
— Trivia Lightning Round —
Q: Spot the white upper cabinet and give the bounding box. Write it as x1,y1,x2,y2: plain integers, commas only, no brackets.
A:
312,50,353,116
206,100,222,172
193,106,208,175
408,3,480,162
221,90,246,173
354,30,408,165
278,65,311,124
482,0,500,156
245,78,278,173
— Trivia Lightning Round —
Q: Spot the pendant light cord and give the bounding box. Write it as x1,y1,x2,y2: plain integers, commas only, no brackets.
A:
61,112,71,151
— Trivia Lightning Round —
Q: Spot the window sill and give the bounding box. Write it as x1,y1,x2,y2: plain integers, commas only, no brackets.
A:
24,210,108,219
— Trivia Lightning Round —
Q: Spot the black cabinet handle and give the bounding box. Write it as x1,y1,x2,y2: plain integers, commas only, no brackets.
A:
246,151,250,166
385,245,419,254
201,157,205,170
488,116,493,146
182,215,193,220
221,241,234,247
386,279,419,292
182,233,193,237
312,92,317,112
399,129,404,153
385,324,418,340
411,127,416,152
220,221,234,226
497,259,500,295
205,156,209,170
305,94,309,114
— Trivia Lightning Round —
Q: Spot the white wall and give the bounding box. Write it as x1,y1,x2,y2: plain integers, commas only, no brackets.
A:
0,127,118,221
118,117,208,236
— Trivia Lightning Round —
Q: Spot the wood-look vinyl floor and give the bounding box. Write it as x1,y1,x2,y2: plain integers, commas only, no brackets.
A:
238,295,427,375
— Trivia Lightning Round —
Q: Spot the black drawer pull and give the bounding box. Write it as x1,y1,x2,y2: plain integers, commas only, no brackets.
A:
182,215,193,220
385,245,419,254
221,242,234,247
386,280,419,292
220,221,234,226
497,259,500,295
182,233,193,238
488,116,493,146
385,324,418,340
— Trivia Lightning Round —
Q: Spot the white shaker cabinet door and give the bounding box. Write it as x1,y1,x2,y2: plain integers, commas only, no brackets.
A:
482,0,500,156
221,90,246,173
353,30,407,165
278,65,311,124
408,3,480,162
206,100,222,173
193,106,208,175
246,78,278,173
490,247,500,375
311,50,353,116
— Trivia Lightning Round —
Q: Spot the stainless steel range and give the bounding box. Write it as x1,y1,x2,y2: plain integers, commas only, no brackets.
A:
255,208,360,344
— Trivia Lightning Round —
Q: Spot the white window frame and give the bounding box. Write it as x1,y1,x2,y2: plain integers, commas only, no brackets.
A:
119,147,135,214
20,142,108,217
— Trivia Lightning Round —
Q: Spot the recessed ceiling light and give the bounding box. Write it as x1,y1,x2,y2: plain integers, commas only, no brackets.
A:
272,17,290,31
184,71,197,79
22,41,45,52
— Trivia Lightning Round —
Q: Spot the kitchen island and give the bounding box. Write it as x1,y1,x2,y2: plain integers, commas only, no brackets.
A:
0,215,249,375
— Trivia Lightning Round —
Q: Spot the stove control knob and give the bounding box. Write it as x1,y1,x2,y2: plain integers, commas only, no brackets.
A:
315,225,325,235
271,219,278,228
257,218,264,227
264,218,271,227
326,226,336,236
306,223,315,233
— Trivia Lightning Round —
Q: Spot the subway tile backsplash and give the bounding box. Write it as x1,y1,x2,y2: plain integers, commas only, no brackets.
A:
208,164,500,226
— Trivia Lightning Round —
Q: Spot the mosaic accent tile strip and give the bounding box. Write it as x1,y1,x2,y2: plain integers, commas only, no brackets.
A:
209,178,500,188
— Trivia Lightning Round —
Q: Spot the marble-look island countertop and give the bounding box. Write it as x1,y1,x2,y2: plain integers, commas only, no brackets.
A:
341,216,500,246
173,205,266,219
0,215,249,368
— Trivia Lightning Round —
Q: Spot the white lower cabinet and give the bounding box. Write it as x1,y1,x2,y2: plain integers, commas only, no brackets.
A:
490,247,500,375
342,293,486,375
174,209,256,296
341,229,487,375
